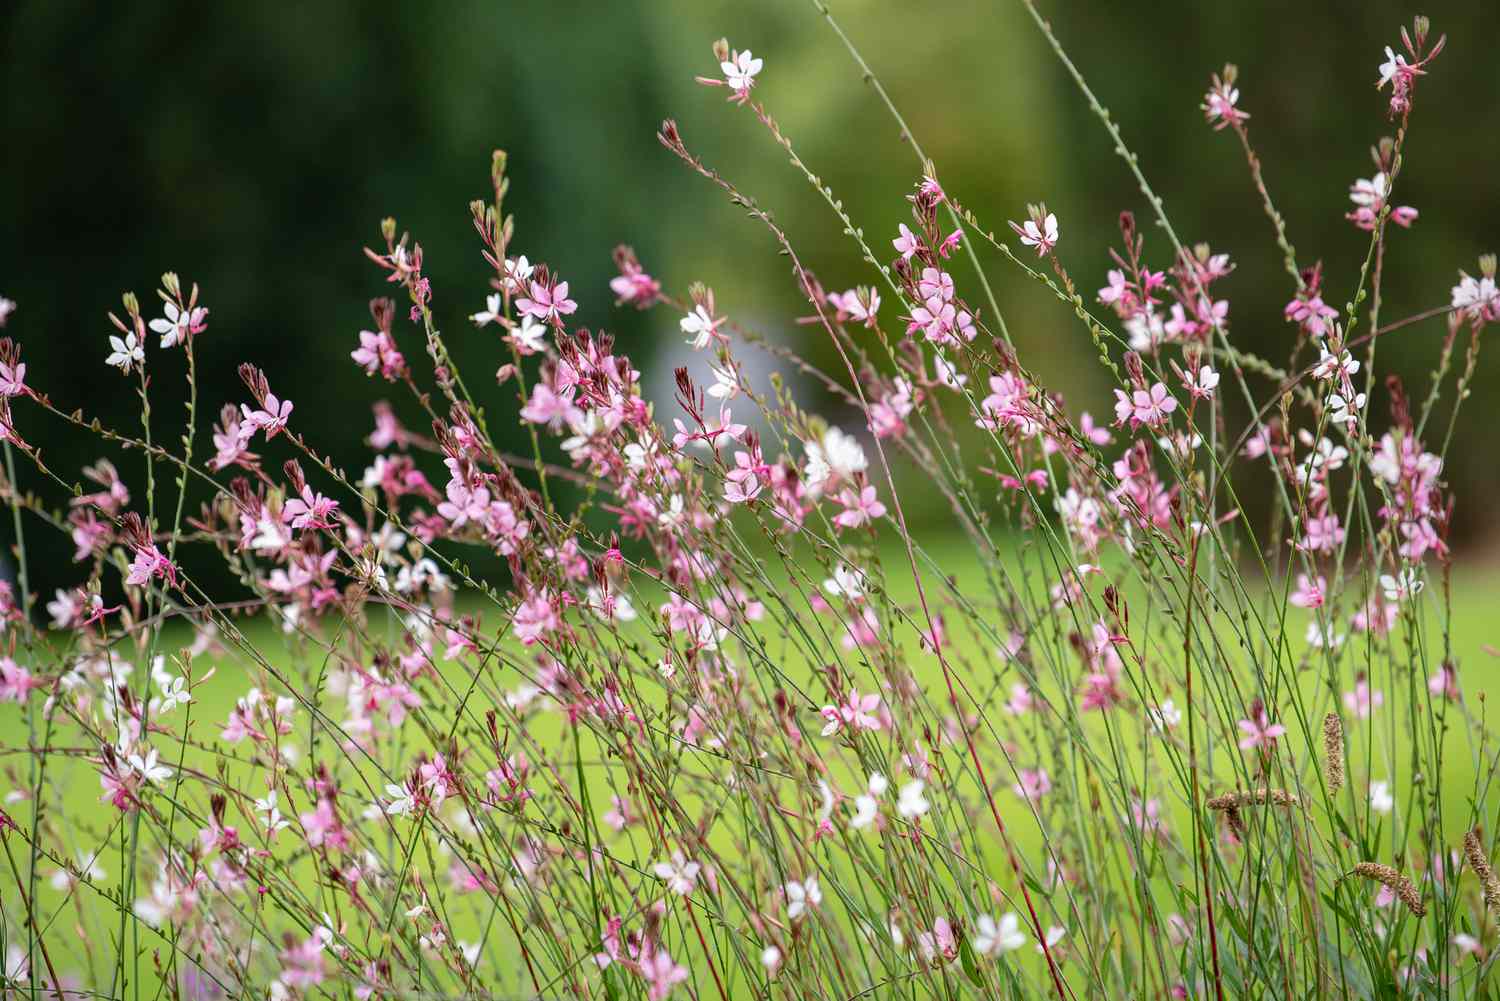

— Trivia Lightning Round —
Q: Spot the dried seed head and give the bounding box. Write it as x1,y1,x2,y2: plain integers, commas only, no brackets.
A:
1350,862,1425,917
1322,713,1345,793
1221,806,1246,839
1206,787,1300,811
1463,828,1500,915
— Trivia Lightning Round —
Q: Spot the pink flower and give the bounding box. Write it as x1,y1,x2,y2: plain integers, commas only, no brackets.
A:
279,932,328,990
652,850,701,896
892,223,921,261
0,657,42,703
350,329,405,380
917,916,958,966
0,360,27,397
723,449,766,504
1428,663,1459,701
513,590,560,646
1202,69,1248,131
242,393,294,440
1112,383,1178,430
917,267,954,303
1078,411,1113,446
610,247,661,307
437,479,491,528
1284,294,1339,338
1289,574,1326,609
1345,173,1417,232
1237,703,1286,750
1342,677,1384,719
518,382,578,430
1010,210,1058,257
283,486,338,531
829,287,881,328
1098,269,1130,305
1299,514,1346,554
603,795,635,831
833,485,886,529
1011,768,1051,804
299,798,347,850
1132,798,1167,837
1005,683,1034,716
516,279,577,326
820,689,882,736
908,297,956,346
640,945,689,1001
126,544,177,589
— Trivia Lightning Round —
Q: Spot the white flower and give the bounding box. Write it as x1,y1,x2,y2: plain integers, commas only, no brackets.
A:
1452,274,1498,318
823,564,867,601
1035,925,1066,953
1349,173,1390,209
5,943,30,985
1377,47,1407,89
128,747,172,786
1381,568,1424,603
1327,391,1367,429
49,849,106,891
586,585,637,622
106,332,145,372
1298,437,1348,483
156,674,192,713
803,450,831,490
722,50,763,95
760,945,782,975
502,256,533,293
653,851,701,896
1313,348,1360,382
933,353,968,389
1149,700,1181,733
249,513,292,552
1188,365,1220,398
1125,309,1165,351
656,494,686,530
825,428,867,477
1305,619,1346,650
255,790,292,835
1370,780,1394,815
383,783,416,817
509,315,548,354
815,780,835,826
849,772,887,830
471,293,503,326
972,912,1027,957
784,876,821,920
1016,213,1059,256
623,439,653,471
706,363,739,400
897,779,929,819
680,305,719,349
148,302,191,348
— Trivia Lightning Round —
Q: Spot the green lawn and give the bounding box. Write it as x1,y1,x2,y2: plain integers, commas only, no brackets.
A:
5,536,1500,996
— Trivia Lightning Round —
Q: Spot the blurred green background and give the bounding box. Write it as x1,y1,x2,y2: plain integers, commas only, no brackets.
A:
2,0,1498,599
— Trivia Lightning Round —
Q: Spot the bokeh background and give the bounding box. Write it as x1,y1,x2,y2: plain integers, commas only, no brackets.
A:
2,0,1497,599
